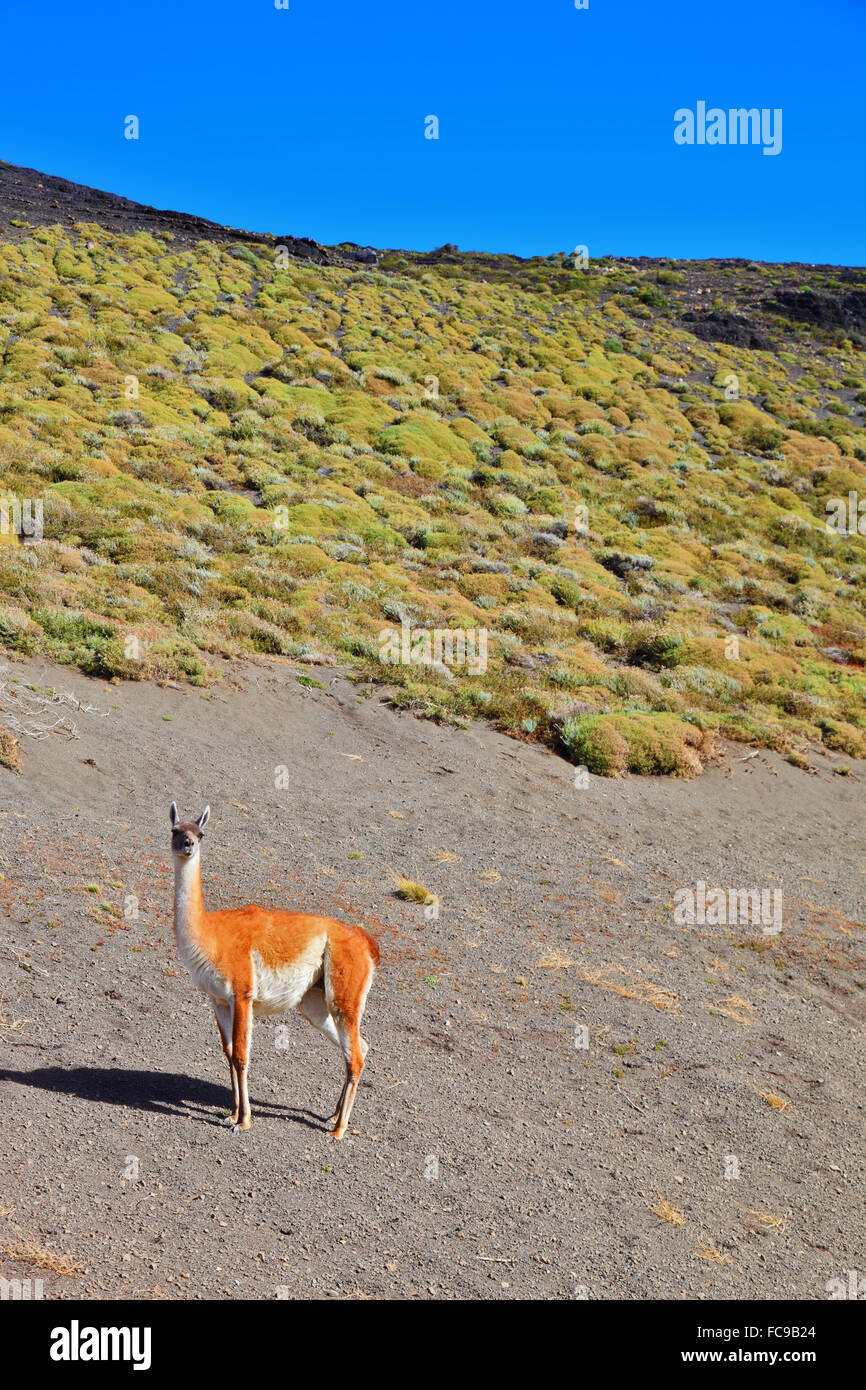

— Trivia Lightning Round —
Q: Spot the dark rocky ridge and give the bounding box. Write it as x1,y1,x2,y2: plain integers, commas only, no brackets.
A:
0,158,363,266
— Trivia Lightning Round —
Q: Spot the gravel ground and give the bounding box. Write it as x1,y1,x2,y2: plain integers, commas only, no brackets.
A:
0,654,863,1301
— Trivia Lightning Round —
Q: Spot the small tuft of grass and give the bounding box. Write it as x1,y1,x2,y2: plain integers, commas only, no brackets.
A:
394,877,433,903
785,751,810,770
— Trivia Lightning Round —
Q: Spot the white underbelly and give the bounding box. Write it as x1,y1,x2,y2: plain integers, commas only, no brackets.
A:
251,937,326,1015
179,938,232,1003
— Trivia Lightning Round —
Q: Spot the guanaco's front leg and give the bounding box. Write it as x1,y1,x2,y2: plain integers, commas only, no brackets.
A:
213,1001,239,1125
230,993,254,1131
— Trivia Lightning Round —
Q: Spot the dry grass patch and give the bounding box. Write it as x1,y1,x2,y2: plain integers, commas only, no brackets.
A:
0,998,30,1041
584,963,681,1013
534,949,575,969
1,1234,81,1276
757,1088,792,1110
738,1206,788,1234
0,727,20,771
711,994,755,1024
693,1235,735,1265
650,1196,686,1226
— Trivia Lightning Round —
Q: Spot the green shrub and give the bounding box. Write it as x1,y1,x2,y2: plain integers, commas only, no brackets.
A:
560,712,707,777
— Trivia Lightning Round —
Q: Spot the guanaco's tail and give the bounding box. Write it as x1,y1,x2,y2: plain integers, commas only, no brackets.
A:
357,925,380,967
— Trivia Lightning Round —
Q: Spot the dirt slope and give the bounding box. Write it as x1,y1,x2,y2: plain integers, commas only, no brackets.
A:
0,654,863,1300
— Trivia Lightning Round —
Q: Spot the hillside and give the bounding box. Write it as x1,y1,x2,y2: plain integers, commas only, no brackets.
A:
1,160,865,776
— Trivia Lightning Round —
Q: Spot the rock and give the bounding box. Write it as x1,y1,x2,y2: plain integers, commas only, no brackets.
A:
529,531,564,556
821,646,853,664
680,309,772,351
596,549,654,579
470,558,511,574
346,245,378,266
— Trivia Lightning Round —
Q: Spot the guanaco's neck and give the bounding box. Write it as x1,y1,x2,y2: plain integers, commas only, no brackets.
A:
173,854,205,942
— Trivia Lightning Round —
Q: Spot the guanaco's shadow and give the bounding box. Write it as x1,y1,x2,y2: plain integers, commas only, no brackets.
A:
0,1066,331,1131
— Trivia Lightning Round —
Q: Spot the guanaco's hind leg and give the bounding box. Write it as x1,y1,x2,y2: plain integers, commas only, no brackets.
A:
298,986,346,1123
213,1001,239,1125
324,946,375,1138
330,1022,367,1137
230,992,254,1131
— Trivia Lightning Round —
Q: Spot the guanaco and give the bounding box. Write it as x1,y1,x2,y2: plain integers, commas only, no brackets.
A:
170,803,379,1137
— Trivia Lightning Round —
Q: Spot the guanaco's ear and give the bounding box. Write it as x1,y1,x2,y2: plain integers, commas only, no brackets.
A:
197,805,211,832
170,802,179,828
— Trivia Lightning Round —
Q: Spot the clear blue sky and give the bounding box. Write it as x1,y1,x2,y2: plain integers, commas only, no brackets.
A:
2,0,864,263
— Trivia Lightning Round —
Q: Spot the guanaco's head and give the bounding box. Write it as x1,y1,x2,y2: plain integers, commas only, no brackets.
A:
170,803,210,861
